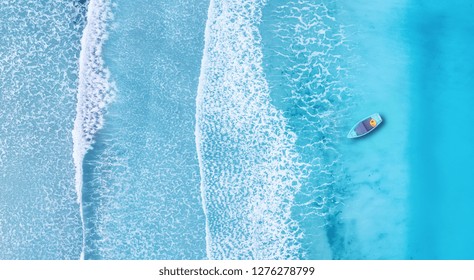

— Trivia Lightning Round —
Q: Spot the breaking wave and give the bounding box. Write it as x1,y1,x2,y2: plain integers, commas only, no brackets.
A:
72,0,114,260
196,0,304,259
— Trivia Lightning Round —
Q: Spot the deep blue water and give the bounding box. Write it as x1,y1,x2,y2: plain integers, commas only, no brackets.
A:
1,0,474,259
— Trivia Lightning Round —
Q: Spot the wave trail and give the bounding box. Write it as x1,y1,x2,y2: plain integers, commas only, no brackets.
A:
72,0,114,260
196,0,304,259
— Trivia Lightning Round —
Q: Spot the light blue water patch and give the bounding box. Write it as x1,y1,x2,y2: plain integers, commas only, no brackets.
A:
260,1,352,259
81,0,209,259
334,0,411,259
0,0,86,259
408,0,474,259
261,0,414,259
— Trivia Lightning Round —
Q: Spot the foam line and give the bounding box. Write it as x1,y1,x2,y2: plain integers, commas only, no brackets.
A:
196,0,303,259
195,0,215,260
72,0,114,260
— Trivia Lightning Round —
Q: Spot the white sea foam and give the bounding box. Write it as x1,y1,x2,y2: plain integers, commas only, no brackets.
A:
196,0,303,259
72,0,114,260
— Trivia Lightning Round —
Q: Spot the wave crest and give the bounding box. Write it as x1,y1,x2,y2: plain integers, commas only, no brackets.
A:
72,0,114,259
196,0,303,259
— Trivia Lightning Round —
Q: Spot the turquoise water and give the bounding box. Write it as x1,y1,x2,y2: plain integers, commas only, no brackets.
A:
334,0,411,259
1,0,474,259
408,0,474,259
80,0,208,259
0,0,85,259
259,0,351,259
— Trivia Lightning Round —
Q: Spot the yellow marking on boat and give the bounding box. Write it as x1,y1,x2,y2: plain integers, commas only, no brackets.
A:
369,119,377,127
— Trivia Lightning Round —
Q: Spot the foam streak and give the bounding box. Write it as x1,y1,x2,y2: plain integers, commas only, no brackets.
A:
72,0,114,260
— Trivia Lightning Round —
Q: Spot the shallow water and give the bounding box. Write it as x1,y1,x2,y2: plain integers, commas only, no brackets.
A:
0,0,85,259
80,0,208,259
260,0,351,259
1,0,473,260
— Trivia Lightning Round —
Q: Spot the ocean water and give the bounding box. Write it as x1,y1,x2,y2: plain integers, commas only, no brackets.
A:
79,0,209,259
259,0,352,259
197,0,304,259
408,0,474,259
1,0,474,260
0,0,85,259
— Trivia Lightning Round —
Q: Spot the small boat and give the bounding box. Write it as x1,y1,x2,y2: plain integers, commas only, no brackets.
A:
347,113,382,138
